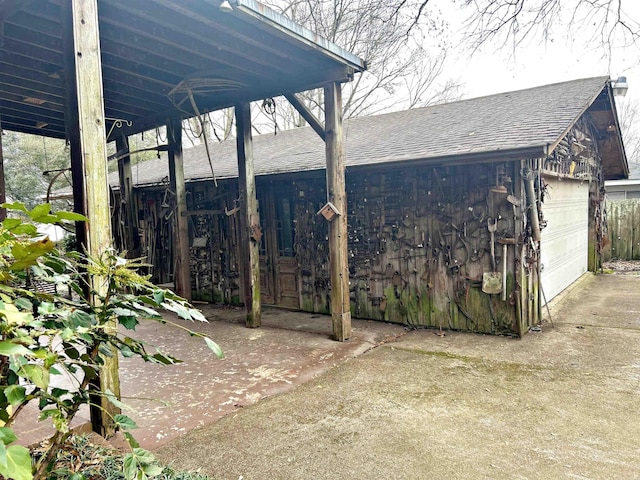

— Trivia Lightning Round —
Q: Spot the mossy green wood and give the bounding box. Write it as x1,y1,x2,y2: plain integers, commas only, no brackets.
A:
71,0,120,437
235,102,261,327
325,82,351,341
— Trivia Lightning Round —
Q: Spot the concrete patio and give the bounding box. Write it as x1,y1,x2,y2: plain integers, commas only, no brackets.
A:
156,273,640,479
14,273,640,479
14,305,406,448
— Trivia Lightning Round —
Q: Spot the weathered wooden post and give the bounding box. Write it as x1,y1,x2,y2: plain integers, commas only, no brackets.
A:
167,119,192,301
0,118,5,222
115,135,140,257
235,102,261,327
66,0,120,436
324,82,351,341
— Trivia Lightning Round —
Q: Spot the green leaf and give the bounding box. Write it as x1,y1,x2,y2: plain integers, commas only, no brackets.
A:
162,301,191,320
64,346,80,360
123,431,140,449
36,214,64,225
204,337,224,358
14,298,32,311
0,443,7,473
142,463,163,476
1,202,28,214
11,224,38,236
118,315,139,330
4,386,26,407
54,211,88,222
43,256,68,274
29,203,51,220
80,365,97,381
132,448,156,465
188,308,207,322
0,444,33,480
37,302,56,315
123,453,138,480
19,364,49,391
150,353,181,365
132,301,161,317
119,344,135,358
152,290,164,305
0,342,32,357
0,427,18,446
9,238,55,270
104,389,131,412
0,304,33,326
114,414,138,431
2,218,21,230
68,310,94,328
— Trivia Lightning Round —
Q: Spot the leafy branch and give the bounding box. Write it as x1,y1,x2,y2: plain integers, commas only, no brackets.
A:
0,202,222,480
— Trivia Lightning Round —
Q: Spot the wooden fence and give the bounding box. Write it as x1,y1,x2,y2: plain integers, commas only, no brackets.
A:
604,199,640,261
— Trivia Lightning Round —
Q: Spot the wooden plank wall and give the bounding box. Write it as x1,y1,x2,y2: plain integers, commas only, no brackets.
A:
130,163,522,335
293,163,520,335
604,199,640,261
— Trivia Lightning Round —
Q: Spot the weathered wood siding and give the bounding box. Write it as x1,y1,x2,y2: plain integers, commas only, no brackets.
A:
604,199,640,261
289,163,521,335
122,114,607,336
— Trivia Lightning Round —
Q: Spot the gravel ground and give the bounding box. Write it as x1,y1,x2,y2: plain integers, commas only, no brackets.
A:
602,259,640,273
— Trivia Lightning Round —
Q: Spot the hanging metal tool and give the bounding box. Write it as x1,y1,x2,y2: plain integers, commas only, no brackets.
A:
482,217,502,294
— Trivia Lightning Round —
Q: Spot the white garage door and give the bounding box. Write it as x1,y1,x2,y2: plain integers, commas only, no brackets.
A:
540,178,589,303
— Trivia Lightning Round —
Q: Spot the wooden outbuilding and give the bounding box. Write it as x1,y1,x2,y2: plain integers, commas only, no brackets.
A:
0,0,364,433
111,77,628,336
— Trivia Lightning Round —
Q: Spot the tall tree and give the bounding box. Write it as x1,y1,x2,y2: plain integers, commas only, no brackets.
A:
409,0,639,59
1,132,70,210
261,0,461,128
197,0,461,141
619,98,640,164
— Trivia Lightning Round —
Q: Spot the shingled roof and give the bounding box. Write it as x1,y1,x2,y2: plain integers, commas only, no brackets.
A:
120,76,628,188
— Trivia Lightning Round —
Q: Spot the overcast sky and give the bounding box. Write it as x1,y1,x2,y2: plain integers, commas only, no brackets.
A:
437,1,639,108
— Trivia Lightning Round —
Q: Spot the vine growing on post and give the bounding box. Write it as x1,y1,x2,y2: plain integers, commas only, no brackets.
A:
0,202,222,480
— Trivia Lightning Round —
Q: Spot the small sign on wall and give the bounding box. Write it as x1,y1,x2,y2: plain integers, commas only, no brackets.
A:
317,201,341,222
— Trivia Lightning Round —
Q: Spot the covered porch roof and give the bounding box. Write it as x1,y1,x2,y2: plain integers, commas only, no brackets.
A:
0,0,365,140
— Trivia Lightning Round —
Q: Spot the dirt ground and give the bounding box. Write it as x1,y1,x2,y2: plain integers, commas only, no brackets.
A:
156,273,640,480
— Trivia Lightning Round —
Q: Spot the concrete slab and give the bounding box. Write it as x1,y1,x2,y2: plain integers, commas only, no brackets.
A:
13,305,405,448
155,274,640,480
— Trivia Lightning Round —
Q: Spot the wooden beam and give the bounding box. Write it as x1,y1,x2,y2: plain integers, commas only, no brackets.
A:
115,135,140,257
235,102,261,328
0,118,5,221
62,0,86,253
284,93,326,141
324,82,351,341
67,0,120,436
167,119,191,301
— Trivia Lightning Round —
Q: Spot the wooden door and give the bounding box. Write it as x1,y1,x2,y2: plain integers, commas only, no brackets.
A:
273,195,299,308
258,187,300,308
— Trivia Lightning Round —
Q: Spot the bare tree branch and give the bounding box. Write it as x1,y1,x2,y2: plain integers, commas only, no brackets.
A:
260,0,461,130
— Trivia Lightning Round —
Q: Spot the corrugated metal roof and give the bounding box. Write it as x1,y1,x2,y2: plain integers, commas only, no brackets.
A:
121,76,614,187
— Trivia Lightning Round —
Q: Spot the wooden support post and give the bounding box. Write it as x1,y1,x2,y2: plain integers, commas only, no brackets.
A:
324,82,351,341
167,119,192,301
62,0,86,252
235,102,261,327
0,118,5,222
66,0,120,436
116,135,140,257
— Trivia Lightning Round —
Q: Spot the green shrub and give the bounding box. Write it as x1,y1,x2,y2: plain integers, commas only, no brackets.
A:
0,203,222,480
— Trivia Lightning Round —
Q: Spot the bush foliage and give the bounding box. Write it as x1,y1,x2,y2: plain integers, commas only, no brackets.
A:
0,203,222,479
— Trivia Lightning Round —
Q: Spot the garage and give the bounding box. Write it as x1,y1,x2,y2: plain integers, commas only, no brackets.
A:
540,177,590,302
